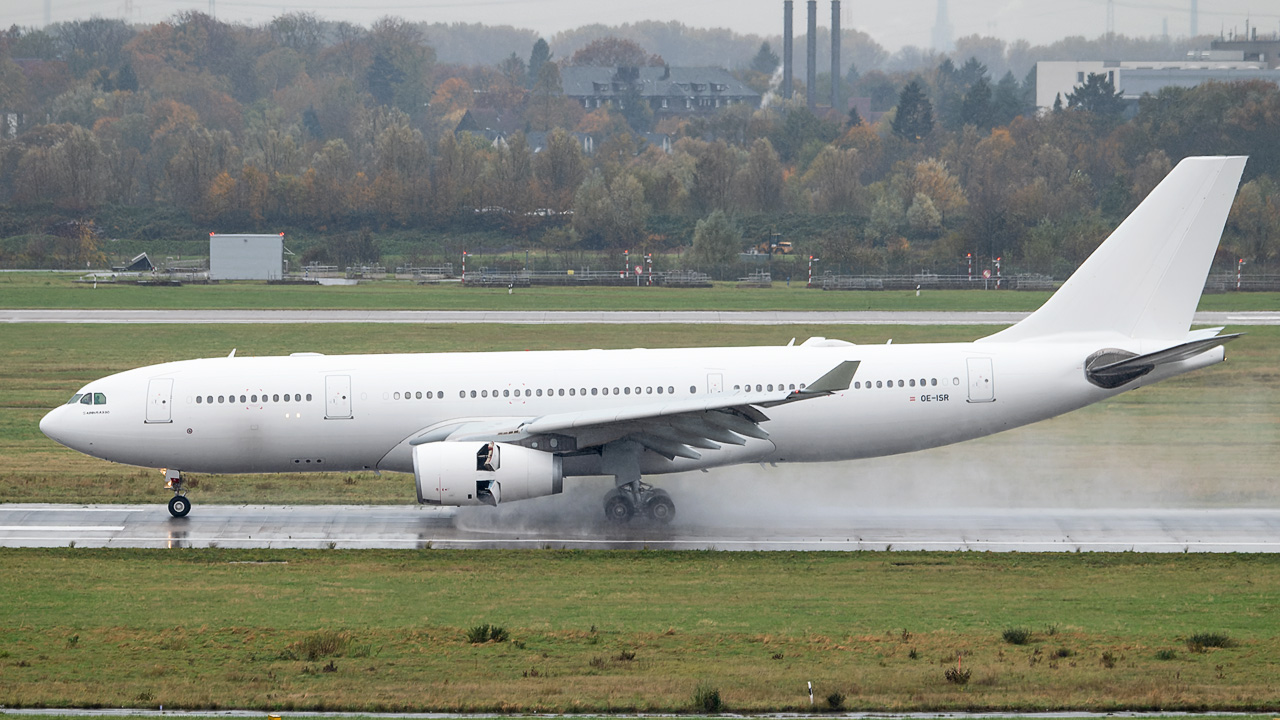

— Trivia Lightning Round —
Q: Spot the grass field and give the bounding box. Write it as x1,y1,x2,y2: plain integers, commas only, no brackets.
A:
1,549,1278,712
2,321,1278,508
4,271,1280,311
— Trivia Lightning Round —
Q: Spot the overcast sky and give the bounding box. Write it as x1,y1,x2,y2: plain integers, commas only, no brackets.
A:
18,0,1280,51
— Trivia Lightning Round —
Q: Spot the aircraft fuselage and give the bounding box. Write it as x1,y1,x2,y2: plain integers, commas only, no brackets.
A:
39,339,1221,479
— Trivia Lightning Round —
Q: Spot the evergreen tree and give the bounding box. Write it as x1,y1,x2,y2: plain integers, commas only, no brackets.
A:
499,52,526,87
366,52,404,107
1066,72,1125,120
847,104,863,127
528,38,551,89
1020,66,1037,111
991,71,1023,126
892,80,934,142
302,106,323,140
960,76,994,129
115,62,138,92
750,42,780,75
956,57,988,88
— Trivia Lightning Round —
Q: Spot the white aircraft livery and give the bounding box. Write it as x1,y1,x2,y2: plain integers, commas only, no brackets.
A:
41,156,1247,521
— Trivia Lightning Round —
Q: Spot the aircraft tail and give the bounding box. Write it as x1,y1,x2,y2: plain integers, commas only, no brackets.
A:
982,156,1247,343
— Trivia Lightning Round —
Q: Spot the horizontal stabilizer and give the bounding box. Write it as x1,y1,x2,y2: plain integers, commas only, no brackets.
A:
1087,334,1241,388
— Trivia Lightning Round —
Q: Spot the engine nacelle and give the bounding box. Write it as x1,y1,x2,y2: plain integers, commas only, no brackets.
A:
412,441,563,506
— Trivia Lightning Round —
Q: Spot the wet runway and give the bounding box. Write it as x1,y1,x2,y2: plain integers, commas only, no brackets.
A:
2,503,1277,552
3,309,1279,325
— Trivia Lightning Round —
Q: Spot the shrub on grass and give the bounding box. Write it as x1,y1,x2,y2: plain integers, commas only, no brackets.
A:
1100,650,1117,668
944,667,971,685
466,624,508,644
290,630,350,660
1186,632,1234,651
826,691,846,710
1052,647,1074,658
1002,627,1031,645
692,682,723,712
1155,649,1178,660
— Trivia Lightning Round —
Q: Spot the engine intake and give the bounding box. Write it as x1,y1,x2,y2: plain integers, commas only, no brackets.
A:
413,441,563,506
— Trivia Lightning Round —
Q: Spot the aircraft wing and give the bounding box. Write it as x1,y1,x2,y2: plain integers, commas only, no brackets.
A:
410,360,858,460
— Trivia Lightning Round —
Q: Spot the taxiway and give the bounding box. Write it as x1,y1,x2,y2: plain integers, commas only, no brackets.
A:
2,309,1279,325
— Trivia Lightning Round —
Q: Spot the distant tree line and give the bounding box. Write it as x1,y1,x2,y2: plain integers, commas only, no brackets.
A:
0,14,1277,278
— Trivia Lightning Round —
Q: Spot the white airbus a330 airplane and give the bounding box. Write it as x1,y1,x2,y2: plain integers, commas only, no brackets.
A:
41,156,1247,521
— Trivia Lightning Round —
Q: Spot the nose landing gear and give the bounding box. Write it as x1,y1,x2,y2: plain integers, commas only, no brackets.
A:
164,469,191,518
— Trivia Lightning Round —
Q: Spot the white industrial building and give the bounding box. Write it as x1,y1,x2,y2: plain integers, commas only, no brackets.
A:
208,233,285,281
1035,52,1280,110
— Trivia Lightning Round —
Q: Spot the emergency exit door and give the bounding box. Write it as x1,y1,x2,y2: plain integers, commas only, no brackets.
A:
966,358,995,403
325,375,352,419
145,378,173,423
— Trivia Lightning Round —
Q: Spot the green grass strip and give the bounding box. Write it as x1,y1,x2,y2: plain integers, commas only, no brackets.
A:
1,549,1278,712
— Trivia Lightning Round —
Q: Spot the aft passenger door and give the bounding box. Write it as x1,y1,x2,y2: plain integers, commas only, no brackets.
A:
966,358,995,403
325,375,352,419
145,378,173,423
707,373,723,393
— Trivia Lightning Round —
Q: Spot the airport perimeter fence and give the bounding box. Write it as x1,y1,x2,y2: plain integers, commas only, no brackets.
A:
819,274,1057,291
1204,273,1280,292
465,269,712,288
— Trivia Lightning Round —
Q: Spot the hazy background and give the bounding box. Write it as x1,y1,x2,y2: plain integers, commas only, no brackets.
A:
16,0,1279,52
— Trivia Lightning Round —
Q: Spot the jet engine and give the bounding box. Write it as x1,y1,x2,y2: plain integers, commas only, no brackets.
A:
412,441,562,506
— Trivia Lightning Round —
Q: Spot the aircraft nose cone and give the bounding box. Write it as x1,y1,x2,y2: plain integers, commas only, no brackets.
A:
40,406,67,446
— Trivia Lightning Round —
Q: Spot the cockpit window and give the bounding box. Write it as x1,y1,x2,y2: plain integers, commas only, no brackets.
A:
93,393,106,405
79,394,93,405
67,393,83,405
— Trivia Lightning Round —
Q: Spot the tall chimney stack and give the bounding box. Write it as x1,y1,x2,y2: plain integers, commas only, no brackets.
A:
783,1,793,100
807,0,817,110
1190,0,1198,36
831,0,841,110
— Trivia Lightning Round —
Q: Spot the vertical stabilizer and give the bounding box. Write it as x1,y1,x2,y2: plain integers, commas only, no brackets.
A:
982,156,1246,343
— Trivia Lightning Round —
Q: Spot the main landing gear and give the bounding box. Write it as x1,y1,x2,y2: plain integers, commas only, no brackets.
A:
164,469,191,518
603,482,675,525
599,440,675,525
